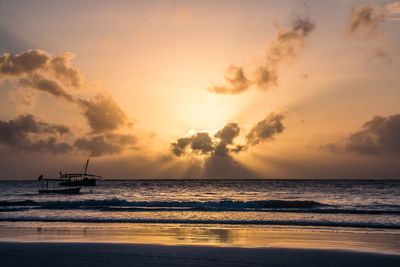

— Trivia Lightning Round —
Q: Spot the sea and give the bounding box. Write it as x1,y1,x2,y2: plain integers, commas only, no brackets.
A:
1,179,400,231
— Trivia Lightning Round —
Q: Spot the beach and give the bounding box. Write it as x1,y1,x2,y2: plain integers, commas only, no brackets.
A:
1,242,400,267
1,180,400,266
1,222,400,266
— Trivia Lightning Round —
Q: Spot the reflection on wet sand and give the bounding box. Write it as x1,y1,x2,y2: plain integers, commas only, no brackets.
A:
0,223,400,254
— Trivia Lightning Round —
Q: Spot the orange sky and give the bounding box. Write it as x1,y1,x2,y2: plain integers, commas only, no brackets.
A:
0,0,399,179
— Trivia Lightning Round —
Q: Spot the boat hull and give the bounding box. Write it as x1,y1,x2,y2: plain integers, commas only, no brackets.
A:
59,178,96,186
39,187,81,194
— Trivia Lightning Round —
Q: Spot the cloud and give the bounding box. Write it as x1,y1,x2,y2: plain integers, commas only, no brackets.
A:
214,122,242,156
172,111,287,157
1,49,135,157
171,123,245,157
2,49,131,133
0,113,135,157
171,132,214,156
208,16,315,94
253,67,278,91
0,50,49,75
170,111,287,178
50,52,84,89
246,111,286,146
207,65,251,95
19,74,76,102
79,94,128,133
323,114,400,156
0,114,71,154
347,5,382,36
0,49,84,88
267,17,316,64
74,133,137,157
346,4,395,61
346,114,400,155
170,124,254,178
0,50,83,103
189,132,214,154
171,137,191,156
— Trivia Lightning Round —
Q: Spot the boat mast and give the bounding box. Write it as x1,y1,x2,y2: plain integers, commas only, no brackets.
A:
84,159,90,175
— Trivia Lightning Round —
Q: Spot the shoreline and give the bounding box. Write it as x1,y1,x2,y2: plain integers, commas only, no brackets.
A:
1,222,400,255
1,241,400,267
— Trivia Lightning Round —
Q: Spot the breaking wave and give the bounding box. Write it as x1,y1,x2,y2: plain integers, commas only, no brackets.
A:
1,198,400,215
0,216,399,229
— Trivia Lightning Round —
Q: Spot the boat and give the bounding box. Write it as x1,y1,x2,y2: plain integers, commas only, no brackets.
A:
59,159,102,186
38,176,81,194
39,186,81,194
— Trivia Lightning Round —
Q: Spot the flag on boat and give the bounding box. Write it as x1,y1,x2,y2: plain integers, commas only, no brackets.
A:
38,174,43,181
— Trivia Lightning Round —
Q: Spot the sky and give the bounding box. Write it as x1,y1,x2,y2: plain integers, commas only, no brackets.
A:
0,0,399,179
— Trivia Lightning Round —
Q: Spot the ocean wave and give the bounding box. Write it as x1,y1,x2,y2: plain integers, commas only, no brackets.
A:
0,198,323,210
0,200,35,206
0,217,399,229
1,199,400,215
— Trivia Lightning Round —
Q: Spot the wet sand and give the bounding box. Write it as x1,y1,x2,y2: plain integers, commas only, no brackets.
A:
1,223,400,254
1,223,400,266
1,242,400,267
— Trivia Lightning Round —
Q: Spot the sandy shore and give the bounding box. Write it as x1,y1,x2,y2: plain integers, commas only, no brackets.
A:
1,242,400,267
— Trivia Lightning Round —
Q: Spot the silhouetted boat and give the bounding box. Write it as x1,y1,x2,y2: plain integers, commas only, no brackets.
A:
37,176,81,194
59,159,102,186
39,187,81,194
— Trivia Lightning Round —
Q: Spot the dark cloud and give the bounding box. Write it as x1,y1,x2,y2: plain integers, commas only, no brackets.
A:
0,49,84,89
214,122,241,156
215,122,240,143
2,50,130,134
208,16,315,94
74,133,137,157
346,5,392,61
0,50,49,75
347,5,381,36
323,114,400,156
346,114,400,155
172,112,286,158
0,113,136,157
0,114,71,154
267,17,316,64
246,111,286,146
19,74,76,102
207,65,251,95
50,52,84,89
170,123,256,178
171,112,286,178
190,132,214,154
79,94,128,133
171,123,244,157
171,132,214,156
1,49,135,158
253,67,278,91
171,137,191,156
0,49,86,103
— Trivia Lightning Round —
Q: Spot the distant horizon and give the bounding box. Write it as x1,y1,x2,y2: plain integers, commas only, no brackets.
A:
3,178,400,181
